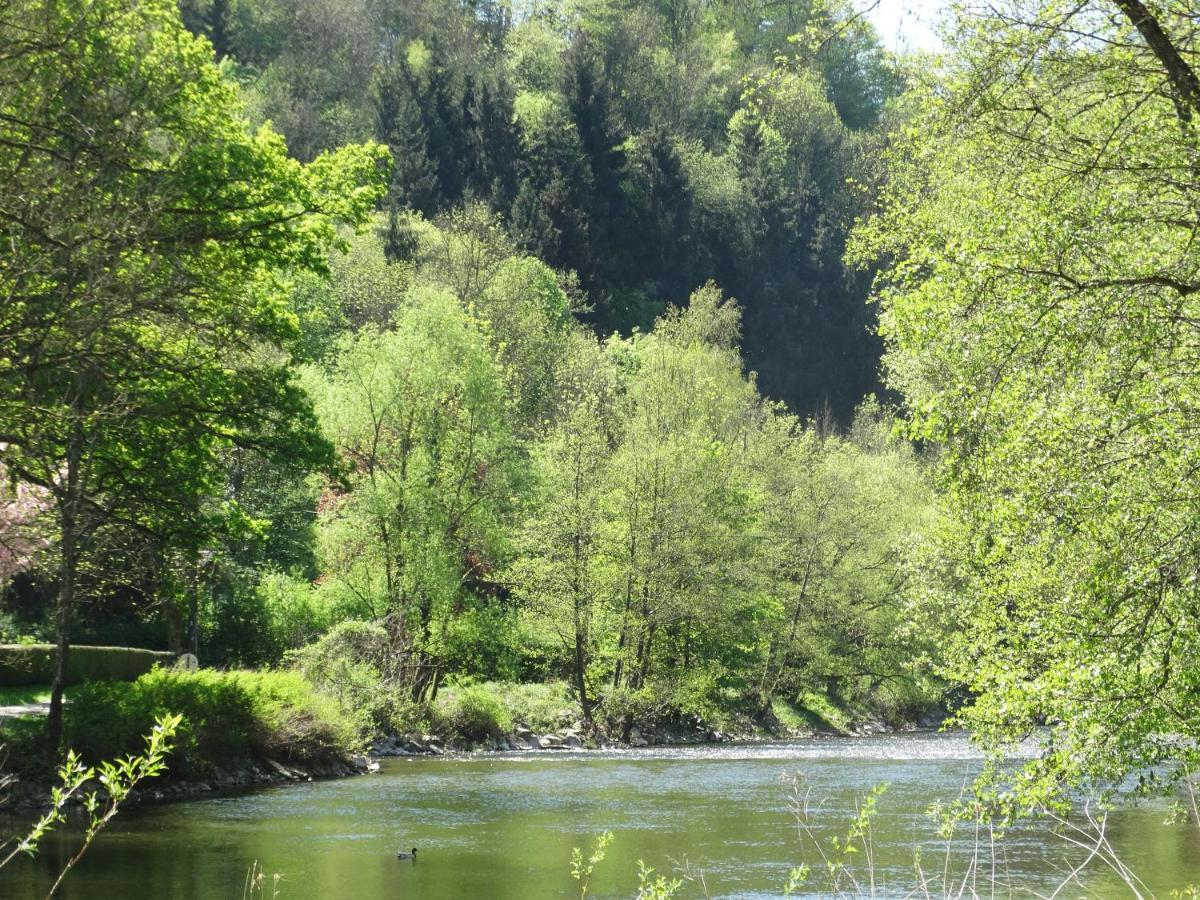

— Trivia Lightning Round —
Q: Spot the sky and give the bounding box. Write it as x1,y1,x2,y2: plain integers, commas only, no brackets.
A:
865,0,947,53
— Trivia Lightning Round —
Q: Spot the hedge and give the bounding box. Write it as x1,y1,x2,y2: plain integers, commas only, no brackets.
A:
0,644,176,686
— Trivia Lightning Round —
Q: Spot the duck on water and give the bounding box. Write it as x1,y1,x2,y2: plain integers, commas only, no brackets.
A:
397,848,417,860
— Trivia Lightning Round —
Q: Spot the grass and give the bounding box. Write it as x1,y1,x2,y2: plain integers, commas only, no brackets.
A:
65,668,361,776
0,685,53,707
795,690,854,733
770,696,812,732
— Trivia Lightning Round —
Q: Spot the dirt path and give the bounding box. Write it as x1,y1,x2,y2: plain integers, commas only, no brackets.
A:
0,701,50,719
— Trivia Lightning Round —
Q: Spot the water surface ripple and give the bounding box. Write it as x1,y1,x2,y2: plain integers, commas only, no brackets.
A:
2,732,1196,898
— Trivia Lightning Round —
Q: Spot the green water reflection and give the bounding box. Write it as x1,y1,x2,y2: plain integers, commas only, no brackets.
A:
2,733,1197,898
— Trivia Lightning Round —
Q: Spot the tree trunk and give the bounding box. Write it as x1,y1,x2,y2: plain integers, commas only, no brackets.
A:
165,592,184,655
573,623,592,726
612,576,634,689
187,575,200,657
638,622,655,688
46,582,72,758
46,510,76,759
1113,0,1200,121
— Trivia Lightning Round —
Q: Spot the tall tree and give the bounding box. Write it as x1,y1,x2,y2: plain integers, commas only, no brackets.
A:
0,0,387,753
604,285,759,700
510,334,619,726
307,290,519,701
854,0,1200,813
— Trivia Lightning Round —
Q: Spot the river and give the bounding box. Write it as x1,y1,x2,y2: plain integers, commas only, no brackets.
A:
3,732,1198,898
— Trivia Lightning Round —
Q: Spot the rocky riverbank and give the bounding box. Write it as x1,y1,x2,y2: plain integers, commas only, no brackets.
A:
0,753,380,811
2,708,943,813
367,711,928,757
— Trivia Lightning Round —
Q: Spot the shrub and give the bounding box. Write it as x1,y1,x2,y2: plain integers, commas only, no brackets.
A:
65,668,358,777
289,621,422,738
259,572,331,653
495,681,575,732
0,644,175,686
436,684,513,742
599,686,666,733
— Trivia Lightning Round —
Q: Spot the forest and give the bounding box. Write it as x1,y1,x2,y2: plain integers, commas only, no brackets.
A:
2,0,1200,868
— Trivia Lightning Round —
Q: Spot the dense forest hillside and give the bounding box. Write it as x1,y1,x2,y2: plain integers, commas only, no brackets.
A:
179,0,900,419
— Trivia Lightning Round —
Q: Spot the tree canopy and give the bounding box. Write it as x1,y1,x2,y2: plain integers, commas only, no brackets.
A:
853,0,1200,813
0,0,387,749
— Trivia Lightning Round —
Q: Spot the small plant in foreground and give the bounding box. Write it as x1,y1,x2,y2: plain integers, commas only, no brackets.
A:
635,860,683,899
244,860,283,900
571,829,613,898
0,713,181,896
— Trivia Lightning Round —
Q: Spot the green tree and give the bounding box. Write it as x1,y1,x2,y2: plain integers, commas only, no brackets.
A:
853,0,1200,812
750,403,931,713
0,0,387,753
603,285,760,705
510,334,619,725
307,289,519,700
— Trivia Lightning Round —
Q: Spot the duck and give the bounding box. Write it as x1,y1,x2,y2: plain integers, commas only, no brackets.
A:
396,848,418,860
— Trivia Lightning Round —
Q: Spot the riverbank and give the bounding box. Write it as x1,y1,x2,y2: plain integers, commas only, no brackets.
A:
0,668,945,811
2,720,940,813
368,706,941,758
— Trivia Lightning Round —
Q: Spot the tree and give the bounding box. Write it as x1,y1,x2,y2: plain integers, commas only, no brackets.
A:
307,289,519,701
603,285,760,703
853,0,1200,813
750,403,931,713
509,334,619,726
0,0,387,753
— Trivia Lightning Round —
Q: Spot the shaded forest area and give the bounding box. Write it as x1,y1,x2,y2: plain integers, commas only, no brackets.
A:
185,0,899,417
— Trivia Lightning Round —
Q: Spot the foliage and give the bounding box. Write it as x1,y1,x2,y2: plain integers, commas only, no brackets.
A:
499,283,936,729
852,0,1200,814
634,861,683,900
290,621,422,738
0,0,387,750
0,714,180,896
571,829,613,898
434,684,514,742
65,668,357,776
492,681,577,732
749,399,934,715
172,0,900,419
306,286,521,701
0,0,941,765
202,572,332,668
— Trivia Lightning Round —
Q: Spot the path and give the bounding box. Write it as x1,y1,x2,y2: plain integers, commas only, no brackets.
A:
0,700,50,720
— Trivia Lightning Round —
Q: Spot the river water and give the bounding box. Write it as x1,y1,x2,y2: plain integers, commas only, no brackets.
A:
3,732,1198,898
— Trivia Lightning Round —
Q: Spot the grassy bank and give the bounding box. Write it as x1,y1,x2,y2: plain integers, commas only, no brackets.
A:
0,668,362,787
66,668,360,778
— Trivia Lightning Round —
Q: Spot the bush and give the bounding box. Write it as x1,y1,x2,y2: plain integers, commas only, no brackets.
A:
65,668,358,777
436,684,513,742
598,670,739,734
289,621,422,738
259,572,331,653
494,681,575,732
599,686,667,733
0,644,175,686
